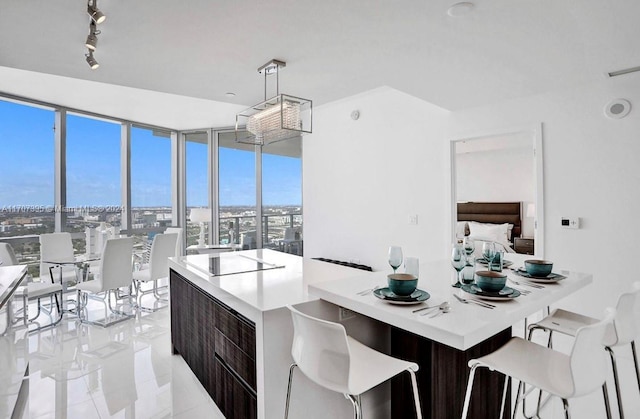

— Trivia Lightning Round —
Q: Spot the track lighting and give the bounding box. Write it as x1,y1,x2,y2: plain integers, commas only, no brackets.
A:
87,0,106,24
86,51,99,70
85,22,99,50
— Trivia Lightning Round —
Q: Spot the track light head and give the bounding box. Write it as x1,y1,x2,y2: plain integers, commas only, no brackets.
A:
85,51,99,70
85,22,99,50
87,0,106,24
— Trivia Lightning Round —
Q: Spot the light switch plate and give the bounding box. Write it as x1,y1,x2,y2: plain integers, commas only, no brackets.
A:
561,217,580,229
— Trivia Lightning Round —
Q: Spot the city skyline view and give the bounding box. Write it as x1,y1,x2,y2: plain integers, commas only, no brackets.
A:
0,100,302,208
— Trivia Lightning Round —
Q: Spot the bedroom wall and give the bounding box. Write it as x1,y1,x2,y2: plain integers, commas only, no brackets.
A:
456,145,535,237
303,87,451,271
304,76,640,319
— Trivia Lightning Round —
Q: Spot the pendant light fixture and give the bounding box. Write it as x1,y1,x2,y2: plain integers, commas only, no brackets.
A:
235,59,312,146
85,21,100,50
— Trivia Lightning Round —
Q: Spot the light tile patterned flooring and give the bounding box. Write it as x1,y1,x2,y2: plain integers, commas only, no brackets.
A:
27,296,225,419
25,298,639,418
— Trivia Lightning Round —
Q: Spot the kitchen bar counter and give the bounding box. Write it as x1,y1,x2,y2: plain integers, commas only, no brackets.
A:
309,254,592,418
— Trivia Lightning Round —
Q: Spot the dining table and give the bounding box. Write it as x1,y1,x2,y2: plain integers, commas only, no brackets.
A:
308,253,592,419
43,254,101,313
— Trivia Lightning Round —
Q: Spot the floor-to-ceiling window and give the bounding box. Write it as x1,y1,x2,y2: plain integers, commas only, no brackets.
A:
65,113,121,252
218,132,256,248
130,126,173,249
185,132,209,247
0,99,55,276
262,137,303,254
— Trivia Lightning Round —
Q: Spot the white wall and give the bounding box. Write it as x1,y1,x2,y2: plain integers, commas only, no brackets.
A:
305,76,640,318
303,87,450,271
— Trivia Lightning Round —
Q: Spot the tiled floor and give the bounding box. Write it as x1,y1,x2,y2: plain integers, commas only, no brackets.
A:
27,297,224,419
25,298,639,419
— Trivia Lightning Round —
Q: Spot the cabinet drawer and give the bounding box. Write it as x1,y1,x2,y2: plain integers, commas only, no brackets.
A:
215,303,256,358
215,329,256,391
514,238,535,255
214,355,257,419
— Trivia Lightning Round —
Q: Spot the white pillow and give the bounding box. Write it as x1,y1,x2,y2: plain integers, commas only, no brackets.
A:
468,222,510,244
455,221,468,238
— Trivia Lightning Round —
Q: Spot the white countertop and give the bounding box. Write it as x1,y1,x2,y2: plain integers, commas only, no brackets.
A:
168,249,372,315
309,254,593,351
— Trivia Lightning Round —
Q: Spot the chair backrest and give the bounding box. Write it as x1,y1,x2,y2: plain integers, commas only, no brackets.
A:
609,281,640,346
287,305,352,394
39,232,75,277
99,237,134,291
0,243,19,265
164,227,183,257
149,233,178,281
570,307,616,397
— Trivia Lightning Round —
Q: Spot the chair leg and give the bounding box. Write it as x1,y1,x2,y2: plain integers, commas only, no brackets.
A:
407,369,422,419
513,380,523,419
562,398,571,419
284,364,297,419
631,341,640,392
602,382,613,419
345,394,362,419
605,347,624,419
461,363,479,419
499,375,510,419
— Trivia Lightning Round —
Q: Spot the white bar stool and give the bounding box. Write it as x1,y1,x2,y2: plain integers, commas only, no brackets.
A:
461,308,616,419
526,281,640,419
285,305,422,419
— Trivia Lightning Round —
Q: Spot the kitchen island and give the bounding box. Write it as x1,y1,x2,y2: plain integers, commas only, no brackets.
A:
170,250,592,419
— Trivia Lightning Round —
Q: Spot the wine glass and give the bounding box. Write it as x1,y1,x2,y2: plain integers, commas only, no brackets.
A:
482,242,496,268
463,237,475,266
451,244,466,288
388,246,403,273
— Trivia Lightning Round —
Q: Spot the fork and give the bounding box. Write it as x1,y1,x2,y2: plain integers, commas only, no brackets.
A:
509,278,544,289
453,294,495,309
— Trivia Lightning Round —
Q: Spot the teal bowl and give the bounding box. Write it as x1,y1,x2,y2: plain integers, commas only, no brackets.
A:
525,260,553,277
474,270,507,292
387,273,418,296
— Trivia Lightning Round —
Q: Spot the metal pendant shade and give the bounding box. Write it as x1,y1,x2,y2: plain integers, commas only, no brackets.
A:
236,60,312,146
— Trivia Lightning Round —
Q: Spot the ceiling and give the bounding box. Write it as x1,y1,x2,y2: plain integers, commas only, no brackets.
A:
1,0,639,129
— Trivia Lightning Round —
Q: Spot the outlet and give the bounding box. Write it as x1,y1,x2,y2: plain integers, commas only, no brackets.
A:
561,217,580,229
339,306,356,321
408,214,419,225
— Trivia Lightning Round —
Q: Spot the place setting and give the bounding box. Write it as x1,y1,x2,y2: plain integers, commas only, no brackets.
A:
512,259,566,284
367,246,431,306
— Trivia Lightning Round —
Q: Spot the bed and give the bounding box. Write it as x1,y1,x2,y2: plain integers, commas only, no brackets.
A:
456,202,522,253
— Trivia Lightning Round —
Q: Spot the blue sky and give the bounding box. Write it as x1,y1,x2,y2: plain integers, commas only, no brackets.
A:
0,100,301,207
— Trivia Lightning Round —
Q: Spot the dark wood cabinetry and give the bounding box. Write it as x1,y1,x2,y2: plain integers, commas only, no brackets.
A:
170,270,257,419
514,237,535,255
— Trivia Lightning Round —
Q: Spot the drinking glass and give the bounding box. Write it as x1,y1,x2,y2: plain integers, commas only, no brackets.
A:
463,237,475,266
482,242,496,269
405,257,419,279
388,246,403,273
451,244,466,288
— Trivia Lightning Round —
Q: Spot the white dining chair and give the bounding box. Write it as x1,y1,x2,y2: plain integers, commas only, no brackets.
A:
461,308,616,419
164,227,184,257
0,242,64,332
284,305,422,419
132,233,178,312
525,281,640,419
39,232,80,289
76,237,134,327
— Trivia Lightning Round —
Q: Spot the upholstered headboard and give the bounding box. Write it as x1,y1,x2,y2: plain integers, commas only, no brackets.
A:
457,202,522,239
